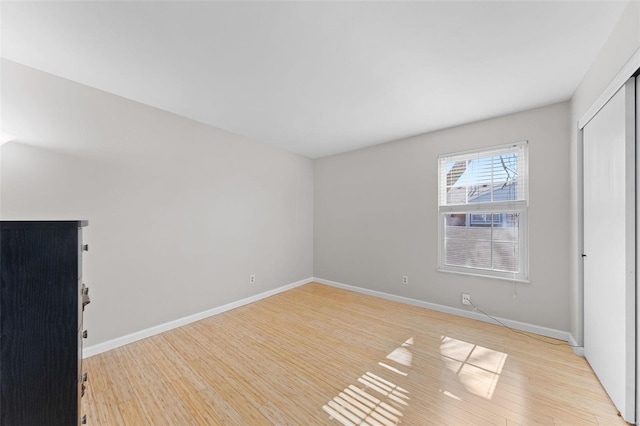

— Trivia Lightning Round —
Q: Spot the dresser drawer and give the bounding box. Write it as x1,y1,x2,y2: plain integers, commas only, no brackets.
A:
1,221,88,426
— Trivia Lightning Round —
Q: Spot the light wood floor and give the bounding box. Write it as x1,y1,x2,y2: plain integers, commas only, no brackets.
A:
83,283,628,425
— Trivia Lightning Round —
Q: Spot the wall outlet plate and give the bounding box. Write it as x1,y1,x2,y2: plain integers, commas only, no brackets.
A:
402,275,408,285
462,293,471,305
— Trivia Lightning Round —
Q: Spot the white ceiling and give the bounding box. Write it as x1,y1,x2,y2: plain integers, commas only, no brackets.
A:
0,1,629,158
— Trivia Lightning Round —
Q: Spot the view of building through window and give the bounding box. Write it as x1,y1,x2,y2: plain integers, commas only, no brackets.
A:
438,142,528,281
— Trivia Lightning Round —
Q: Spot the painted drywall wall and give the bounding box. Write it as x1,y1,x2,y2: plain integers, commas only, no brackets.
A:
315,102,571,332
569,1,640,345
0,59,314,347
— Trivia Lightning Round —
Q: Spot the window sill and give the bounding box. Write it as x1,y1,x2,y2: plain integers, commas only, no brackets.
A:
437,267,531,284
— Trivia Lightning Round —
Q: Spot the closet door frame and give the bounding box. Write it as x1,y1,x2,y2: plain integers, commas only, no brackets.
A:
582,78,635,423
578,49,640,424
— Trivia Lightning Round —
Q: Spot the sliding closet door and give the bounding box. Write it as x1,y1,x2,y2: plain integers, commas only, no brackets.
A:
583,78,635,423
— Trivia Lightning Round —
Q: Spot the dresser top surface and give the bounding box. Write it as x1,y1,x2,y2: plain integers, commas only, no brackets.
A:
0,221,88,229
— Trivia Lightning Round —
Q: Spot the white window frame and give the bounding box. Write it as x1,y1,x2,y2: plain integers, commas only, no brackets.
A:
437,141,529,283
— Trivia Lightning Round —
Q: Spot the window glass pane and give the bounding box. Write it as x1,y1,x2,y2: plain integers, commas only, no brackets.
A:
438,142,527,280
446,160,468,186
467,225,491,241
443,212,520,274
444,213,468,239
493,242,519,272
493,213,519,241
444,214,466,267
445,160,469,204
445,239,467,267
447,185,468,204
442,151,521,205
492,213,519,272
468,241,492,269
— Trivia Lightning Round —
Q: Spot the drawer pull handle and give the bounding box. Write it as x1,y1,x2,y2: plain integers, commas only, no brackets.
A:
82,330,88,338
82,415,87,424
82,372,88,382
82,244,89,251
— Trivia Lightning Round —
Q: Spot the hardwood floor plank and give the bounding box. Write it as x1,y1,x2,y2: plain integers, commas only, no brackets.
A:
118,400,148,425
83,283,628,425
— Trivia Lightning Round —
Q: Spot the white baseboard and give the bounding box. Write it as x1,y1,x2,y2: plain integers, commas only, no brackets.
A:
86,276,576,358
313,277,573,343
83,277,314,358
568,334,584,356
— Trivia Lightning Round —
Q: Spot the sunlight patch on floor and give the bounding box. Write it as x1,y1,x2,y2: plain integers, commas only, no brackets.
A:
439,335,507,400
323,337,413,425
439,389,462,401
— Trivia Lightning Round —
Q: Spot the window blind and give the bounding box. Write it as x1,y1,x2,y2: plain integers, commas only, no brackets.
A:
437,141,529,281
438,141,528,210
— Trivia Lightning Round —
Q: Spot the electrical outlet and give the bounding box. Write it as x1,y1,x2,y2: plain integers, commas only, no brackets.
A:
462,293,471,305
402,275,408,285
249,274,255,284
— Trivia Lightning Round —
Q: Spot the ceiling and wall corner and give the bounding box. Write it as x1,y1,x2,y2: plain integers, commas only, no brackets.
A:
0,1,629,158
314,101,572,333
0,59,315,346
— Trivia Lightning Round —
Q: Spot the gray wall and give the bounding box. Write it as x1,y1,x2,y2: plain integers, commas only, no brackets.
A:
315,102,571,332
0,60,314,346
569,1,640,345
3,2,637,348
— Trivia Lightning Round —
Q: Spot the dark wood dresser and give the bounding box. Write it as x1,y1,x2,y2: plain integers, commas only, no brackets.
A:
0,221,90,426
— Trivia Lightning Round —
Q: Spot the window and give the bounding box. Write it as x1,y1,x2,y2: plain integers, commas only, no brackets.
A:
437,141,529,282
